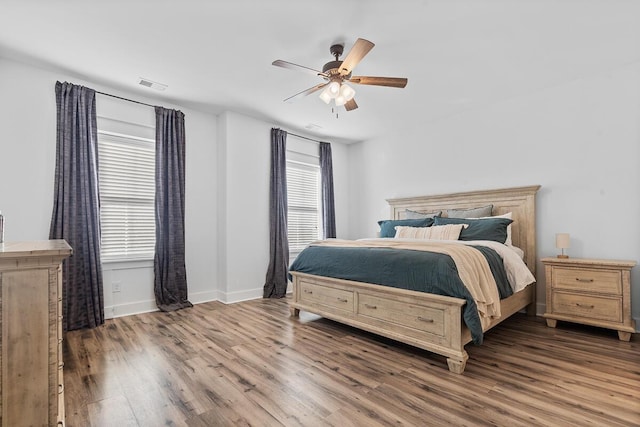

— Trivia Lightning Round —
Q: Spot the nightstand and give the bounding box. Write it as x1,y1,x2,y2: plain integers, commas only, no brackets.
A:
542,257,636,341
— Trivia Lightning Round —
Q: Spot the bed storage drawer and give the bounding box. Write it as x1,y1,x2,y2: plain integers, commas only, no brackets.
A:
298,280,355,313
358,293,445,336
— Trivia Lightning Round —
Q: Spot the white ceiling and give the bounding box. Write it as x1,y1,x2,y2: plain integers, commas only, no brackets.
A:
1,0,638,143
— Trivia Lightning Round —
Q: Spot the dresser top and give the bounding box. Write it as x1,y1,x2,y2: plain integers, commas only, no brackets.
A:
0,240,73,258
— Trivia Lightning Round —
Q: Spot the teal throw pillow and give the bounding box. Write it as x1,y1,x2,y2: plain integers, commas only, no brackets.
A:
377,218,434,238
433,216,513,243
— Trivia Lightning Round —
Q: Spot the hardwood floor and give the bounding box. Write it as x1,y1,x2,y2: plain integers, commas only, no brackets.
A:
64,298,640,426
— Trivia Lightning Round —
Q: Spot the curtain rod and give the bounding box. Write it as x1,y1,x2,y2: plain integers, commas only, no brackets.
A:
287,132,324,144
95,90,156,108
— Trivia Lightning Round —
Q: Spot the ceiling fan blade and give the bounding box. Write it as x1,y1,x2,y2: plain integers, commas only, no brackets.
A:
344,98,358,111
349,76,408,88
272,60,328,77
339,38,375,76
283,83,327,103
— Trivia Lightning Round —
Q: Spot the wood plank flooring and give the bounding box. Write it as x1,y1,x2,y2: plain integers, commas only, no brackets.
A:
63,298,640,426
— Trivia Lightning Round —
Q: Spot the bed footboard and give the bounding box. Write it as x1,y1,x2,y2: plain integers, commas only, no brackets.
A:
290,272,471,373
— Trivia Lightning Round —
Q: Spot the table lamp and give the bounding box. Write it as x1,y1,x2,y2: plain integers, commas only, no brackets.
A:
555,233,570,258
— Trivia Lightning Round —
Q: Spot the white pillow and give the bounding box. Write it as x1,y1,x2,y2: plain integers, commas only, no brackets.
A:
478,212,513,246
394,224,468,240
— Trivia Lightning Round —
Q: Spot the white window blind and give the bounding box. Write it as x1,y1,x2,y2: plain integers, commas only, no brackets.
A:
97,131,155,261
287,160,321,254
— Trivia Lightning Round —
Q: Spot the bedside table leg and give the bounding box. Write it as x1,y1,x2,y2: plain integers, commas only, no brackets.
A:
546,319,557,328
618,331,631,342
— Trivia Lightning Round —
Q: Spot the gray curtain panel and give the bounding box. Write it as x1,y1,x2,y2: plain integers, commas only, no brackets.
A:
263,128,289,298
154,107,192,311
50,81,104,331
319,142,336,239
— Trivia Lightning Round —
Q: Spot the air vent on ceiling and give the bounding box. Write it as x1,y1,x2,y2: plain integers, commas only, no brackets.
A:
138,78,167,91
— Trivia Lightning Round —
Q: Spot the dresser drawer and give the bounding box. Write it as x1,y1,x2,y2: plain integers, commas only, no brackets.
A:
551,291,622,323
299,281,354,313
552,267,621,295
358,293,445,336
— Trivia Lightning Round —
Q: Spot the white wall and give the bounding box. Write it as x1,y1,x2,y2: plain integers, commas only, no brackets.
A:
216,111,271,302
0,57,218,317
0,57,351,316
347,61,640,326
216,111,350,302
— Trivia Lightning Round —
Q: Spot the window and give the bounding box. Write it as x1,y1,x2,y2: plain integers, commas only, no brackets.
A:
97,131,155,261
287,160,322,255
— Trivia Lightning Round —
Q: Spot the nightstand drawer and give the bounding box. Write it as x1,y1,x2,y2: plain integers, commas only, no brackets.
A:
552,292,622,323
553,268,621,295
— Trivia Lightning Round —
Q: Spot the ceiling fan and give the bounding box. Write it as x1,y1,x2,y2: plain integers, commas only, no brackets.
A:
272,38,408,111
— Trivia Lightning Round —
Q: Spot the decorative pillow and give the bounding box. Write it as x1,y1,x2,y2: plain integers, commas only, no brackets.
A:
433,216,513,243
404,209,442,220
447,204,493,218
377,218,434,238
395,224,468,240
478,212,513,246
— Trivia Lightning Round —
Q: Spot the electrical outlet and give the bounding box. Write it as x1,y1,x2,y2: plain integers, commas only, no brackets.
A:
112,281,122,293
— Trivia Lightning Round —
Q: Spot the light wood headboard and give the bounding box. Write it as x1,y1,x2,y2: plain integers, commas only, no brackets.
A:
387,185,540,275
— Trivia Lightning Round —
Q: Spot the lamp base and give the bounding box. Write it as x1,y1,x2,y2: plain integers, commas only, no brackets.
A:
557,255,569,259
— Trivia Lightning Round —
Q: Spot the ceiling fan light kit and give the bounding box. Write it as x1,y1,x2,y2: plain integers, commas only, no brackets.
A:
319,80,355,106
272,38,408,112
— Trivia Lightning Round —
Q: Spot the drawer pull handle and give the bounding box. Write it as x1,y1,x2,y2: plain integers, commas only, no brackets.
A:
58,384,64,394
417,317,434,323
303,290,313,294
337,297,348,303
364,304,377,309
576,303,595,309
575,278,594,283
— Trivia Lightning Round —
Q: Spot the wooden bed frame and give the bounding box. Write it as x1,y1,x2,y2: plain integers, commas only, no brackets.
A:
289,185,540,373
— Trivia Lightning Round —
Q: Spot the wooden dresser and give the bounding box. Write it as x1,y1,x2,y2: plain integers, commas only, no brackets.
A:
542,257,636,341
0,240,72,426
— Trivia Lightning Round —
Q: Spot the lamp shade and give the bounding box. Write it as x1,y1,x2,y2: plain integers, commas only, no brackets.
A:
319,88,332,104
327,81,340,97
339,83,356,101
555,233,570,249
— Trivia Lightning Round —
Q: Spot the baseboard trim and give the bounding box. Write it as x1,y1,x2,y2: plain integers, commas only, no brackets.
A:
189,289,219,305
218,287,263,304
536,302,545,317
105,290,223,319
105,299,158,319
217,283,293,304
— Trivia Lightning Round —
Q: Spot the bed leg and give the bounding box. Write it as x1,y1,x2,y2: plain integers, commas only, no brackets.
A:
290,307,300,317
526,303,536,317
446,355,468,374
